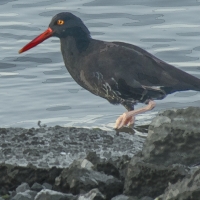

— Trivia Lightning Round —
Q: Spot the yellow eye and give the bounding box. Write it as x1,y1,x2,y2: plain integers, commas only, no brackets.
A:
57,20,64,25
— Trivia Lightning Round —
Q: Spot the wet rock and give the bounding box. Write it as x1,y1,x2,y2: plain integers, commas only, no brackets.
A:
124,157,188,198
54,158,123,199
78,188,105,200
156,167,200,200
12,190,37,200
142,107,200,167
34,189,76,200
0,126,144,169
42,182,52,190
31,182,44,192
16,183,30,193
122,107,200,198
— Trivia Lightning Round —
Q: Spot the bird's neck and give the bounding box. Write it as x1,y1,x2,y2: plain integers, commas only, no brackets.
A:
60,36,91,80
60,34,91,55
60,27,91,52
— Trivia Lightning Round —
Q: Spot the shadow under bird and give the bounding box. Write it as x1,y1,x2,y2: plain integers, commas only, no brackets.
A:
19,12,200,129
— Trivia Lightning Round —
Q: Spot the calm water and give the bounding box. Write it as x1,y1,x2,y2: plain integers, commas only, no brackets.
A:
1,0,200,130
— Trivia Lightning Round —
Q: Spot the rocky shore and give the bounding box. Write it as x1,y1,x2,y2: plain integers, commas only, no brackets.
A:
1,107,200,200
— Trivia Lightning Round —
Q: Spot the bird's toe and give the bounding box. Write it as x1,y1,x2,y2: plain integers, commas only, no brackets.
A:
114,112,134,129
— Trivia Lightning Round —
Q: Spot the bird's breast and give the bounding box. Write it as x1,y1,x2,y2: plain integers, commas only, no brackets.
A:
80,70,95,92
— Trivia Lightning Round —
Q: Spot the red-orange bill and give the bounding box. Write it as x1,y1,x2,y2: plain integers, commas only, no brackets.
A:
18,27,53,54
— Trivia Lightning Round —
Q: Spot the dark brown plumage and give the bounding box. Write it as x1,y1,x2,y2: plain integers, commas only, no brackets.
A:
19,12,200,129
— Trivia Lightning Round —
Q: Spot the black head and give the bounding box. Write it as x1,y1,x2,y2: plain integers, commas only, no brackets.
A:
19,12,91,54
49,12,90,39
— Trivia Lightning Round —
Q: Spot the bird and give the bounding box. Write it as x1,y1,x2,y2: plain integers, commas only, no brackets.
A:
19,12,200,129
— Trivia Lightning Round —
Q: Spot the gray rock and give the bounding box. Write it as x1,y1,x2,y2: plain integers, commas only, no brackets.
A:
31,182,44,192
0,197,4,200
16,183,30,193
54,159,123,199
12,190,37,200
124,157,188,198
34,189,76,200
142,107,200,166
42,182,52,190
78,188,105,200
156,167,200,200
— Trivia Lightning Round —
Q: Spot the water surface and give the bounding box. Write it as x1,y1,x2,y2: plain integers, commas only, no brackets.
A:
1,0,200,131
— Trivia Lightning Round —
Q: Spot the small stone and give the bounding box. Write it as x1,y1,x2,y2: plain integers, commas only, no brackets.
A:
80,159,94,170
111,195,139,200
31,182,44,192
34,189,76,200
16,183,30,193
78,188,105,200
111,194,129,200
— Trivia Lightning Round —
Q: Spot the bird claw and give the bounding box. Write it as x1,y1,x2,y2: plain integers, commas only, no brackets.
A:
114,100,156,129
114,112,135,129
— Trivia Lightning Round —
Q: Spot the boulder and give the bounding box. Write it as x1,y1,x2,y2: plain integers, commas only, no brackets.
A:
124,157,188,198
142,107,200,167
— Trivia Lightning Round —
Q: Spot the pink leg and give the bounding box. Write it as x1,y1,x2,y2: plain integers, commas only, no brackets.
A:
114,100,156,129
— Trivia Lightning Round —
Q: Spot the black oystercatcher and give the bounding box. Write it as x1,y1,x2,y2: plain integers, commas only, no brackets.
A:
19,12,200,129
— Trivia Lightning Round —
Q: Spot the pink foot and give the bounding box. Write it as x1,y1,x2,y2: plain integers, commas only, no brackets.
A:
114,100,156,129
